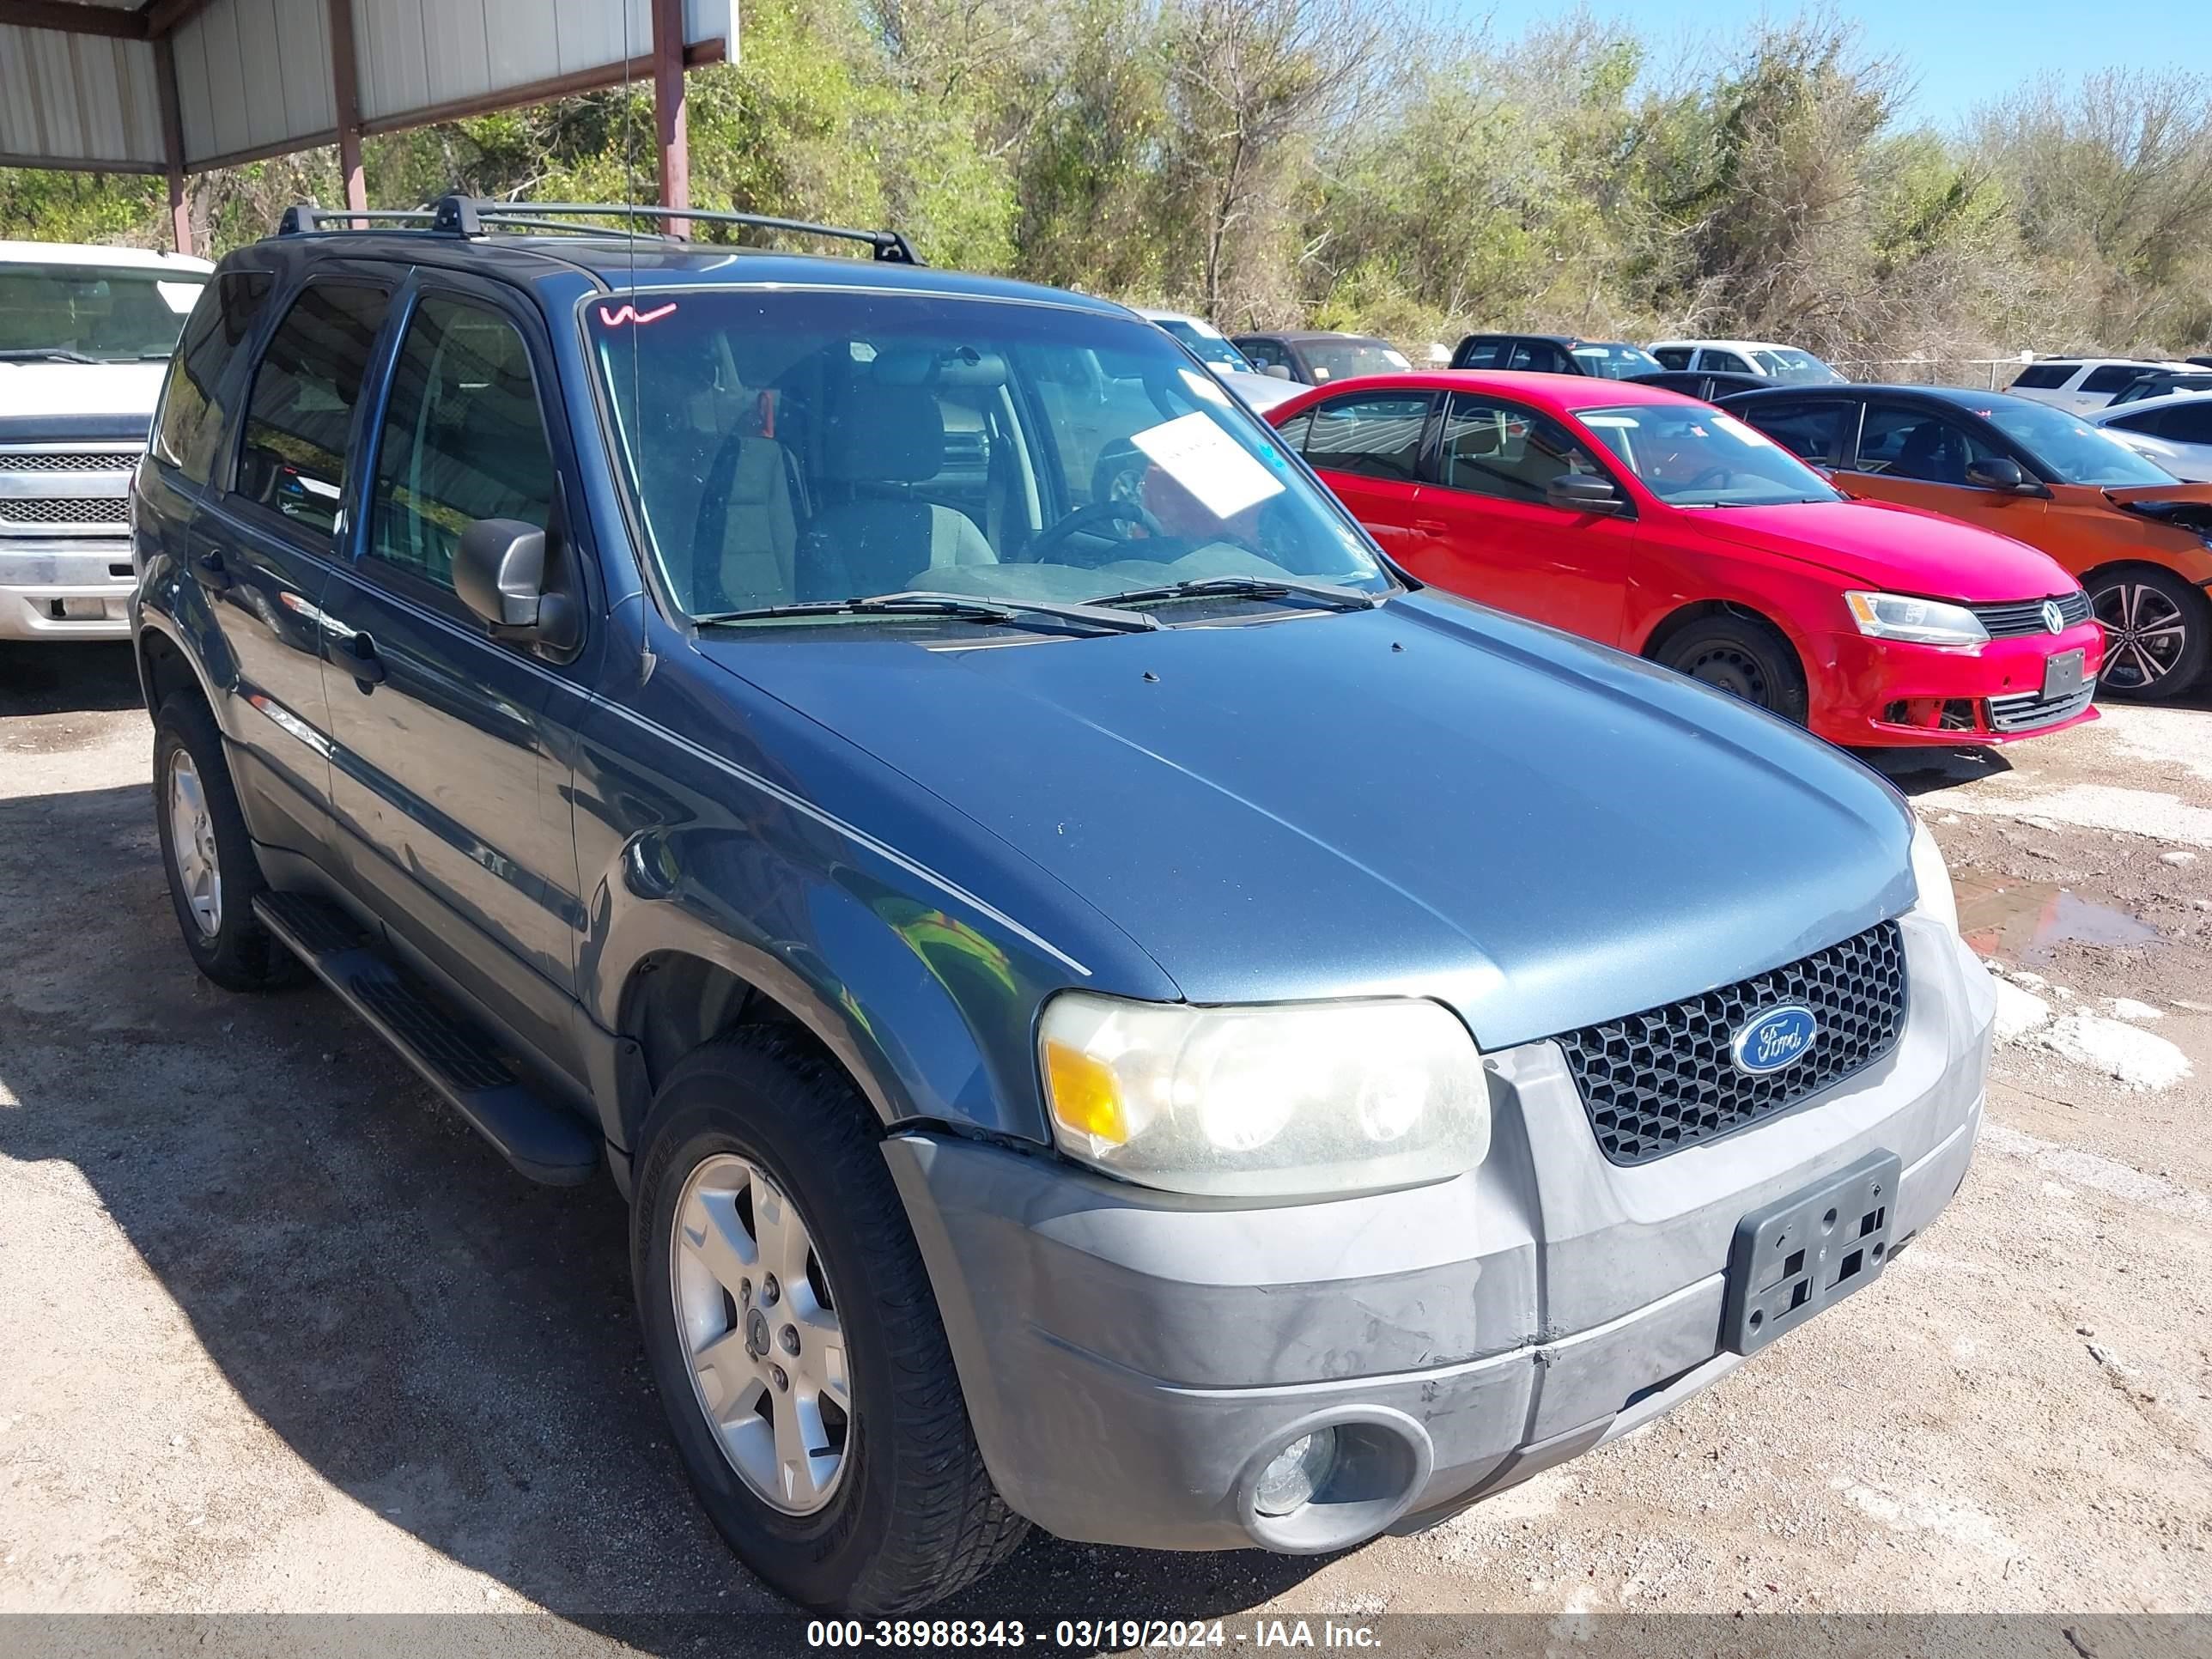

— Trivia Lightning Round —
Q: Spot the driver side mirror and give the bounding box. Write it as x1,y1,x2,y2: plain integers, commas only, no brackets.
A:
1964,456,2047,495
1546,473,1629,515
455,518,580,659
1262,363,1293,380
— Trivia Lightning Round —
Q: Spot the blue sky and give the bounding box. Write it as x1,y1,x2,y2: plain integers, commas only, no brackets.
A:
1443,0,2212,125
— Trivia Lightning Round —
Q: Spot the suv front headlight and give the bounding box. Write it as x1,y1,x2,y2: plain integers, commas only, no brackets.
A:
1039,993,1491,1197
1845,591,1990,646
1909,817,1960,933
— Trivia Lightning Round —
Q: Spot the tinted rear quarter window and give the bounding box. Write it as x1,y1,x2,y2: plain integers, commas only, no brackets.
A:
2081,365,2145,394
2157,402,2212,445
2009,363,2075,391
1653,347,1692,370
150,270,273,486
1698,349,1752,374
1735,399,1852,465
1455,337,1509,369
234,282,392,538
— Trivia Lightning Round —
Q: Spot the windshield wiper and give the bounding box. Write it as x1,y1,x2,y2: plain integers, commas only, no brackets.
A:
1092,574,1384,612
0,348,99,364
694,590,1160,634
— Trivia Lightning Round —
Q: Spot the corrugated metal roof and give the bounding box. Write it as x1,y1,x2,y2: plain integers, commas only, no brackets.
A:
1,0,736,173
0,24,166,171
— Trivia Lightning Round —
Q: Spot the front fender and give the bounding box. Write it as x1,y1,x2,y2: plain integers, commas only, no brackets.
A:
581,828,1057,1148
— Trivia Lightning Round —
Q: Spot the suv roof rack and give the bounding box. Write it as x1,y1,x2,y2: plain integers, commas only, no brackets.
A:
277,195,922,264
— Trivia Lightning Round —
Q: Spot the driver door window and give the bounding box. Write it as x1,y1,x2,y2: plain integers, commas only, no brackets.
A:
1437,394,1602,503
1698,349,1752,374
1856,404,2002,486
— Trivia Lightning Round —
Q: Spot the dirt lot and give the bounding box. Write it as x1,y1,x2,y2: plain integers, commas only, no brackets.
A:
2,643,2208,1649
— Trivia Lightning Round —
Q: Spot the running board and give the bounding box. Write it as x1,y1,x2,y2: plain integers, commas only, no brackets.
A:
252,890,600,1186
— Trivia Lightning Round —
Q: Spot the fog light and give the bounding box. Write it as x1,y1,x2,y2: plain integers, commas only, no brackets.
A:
1252,1429,1340,1516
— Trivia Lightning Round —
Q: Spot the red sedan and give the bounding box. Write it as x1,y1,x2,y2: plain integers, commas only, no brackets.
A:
1264,372,2105,745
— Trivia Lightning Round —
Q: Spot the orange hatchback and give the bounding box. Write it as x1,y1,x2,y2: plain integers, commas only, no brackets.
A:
1723,385,2212,699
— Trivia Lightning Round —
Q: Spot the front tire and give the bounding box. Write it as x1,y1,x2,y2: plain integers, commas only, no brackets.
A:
1656,614,1810,723
152,695,301,992
2088,566,2209,700
631,1029,1026,1613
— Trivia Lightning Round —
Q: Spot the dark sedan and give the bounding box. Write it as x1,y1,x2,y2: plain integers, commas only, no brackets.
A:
1230,329,1410,386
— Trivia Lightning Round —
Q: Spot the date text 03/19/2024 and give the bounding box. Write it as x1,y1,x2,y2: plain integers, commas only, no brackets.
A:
804,1618,1384,1649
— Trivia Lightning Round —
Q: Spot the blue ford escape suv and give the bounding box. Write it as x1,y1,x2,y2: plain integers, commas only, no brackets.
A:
131,198,1995,1613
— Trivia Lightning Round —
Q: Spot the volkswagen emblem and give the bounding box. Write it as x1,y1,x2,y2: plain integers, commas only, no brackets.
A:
1731,1001,1820,1076
2041,599,2066,634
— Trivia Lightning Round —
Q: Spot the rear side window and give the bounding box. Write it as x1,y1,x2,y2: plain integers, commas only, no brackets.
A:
1698,349,1752,374
150,270,273,486
2081,366,2146,393
368,296,556,593
2008,363,2074,391
2153,402,2212,445
1237,337,1284,372
1652,347,1692,370
1437,392,1604,502
1299,391,1432,481
1735,399,1852,465
234,282,392,538
1455,337,1509,369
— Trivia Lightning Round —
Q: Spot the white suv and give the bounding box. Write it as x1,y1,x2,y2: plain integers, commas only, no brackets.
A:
2004,358,2179,416
1,241,212,641
1648,338,1843,384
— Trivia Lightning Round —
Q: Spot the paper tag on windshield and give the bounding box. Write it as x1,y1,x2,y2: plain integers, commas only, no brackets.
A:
1129,412,1286,520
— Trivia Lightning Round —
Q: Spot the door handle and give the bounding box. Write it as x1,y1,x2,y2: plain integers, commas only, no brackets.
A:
193,550,234,592
1413,519,1449,533
342,632,386,690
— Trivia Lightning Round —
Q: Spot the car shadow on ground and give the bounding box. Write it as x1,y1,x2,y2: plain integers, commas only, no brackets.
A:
0,641,144,715
0,778,1326,1653
1852,744,2015,797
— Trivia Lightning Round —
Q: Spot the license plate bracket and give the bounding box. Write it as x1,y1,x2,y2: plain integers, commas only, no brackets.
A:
2042,647,2087,700
1723,1150,1902,1356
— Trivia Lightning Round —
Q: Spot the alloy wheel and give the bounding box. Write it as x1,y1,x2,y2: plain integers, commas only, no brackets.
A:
167,751,222,937
670,1152,853,1515
2093,582,2189,692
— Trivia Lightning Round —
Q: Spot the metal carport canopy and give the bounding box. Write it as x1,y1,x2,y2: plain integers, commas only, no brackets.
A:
0,0,735,251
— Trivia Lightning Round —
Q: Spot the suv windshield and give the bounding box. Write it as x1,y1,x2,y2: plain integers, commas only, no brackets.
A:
1304,339,1411,382
1580,404,1843,507
1571,343,1663,380
0,263,207,362
1750,348,1842,385
590,289,1391,620
1978,398,2177,487
1152,317,1252,373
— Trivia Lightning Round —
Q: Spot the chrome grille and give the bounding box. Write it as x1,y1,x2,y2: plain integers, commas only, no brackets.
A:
1553,921,1908,1166
1970,592,2092,637
0,451,137,472
0,496,131,525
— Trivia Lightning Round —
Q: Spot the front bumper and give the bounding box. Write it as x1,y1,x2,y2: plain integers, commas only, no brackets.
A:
1807,621,2105,746
886,913,1994,1553
0,540,138,641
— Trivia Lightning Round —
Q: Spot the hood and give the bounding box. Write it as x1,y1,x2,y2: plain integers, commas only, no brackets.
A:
2101,481,2212,537
1678,498,2078,601
696,594,1915,1049
0,361,166,428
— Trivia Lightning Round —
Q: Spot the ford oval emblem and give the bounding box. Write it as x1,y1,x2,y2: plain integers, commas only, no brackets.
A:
1731,1002,1820,1076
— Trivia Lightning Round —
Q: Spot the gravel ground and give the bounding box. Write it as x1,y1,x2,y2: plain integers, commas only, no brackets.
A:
1,643,2207,1652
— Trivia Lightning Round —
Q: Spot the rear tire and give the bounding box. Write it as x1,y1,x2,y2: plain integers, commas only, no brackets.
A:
1655,614,1810,724
631,1028,1026,1613
2087,566,2209,700
152,695,301,992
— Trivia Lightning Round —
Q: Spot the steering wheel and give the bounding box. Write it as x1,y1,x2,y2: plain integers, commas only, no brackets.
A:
1027,497,1164,562
1685,465,1735,491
